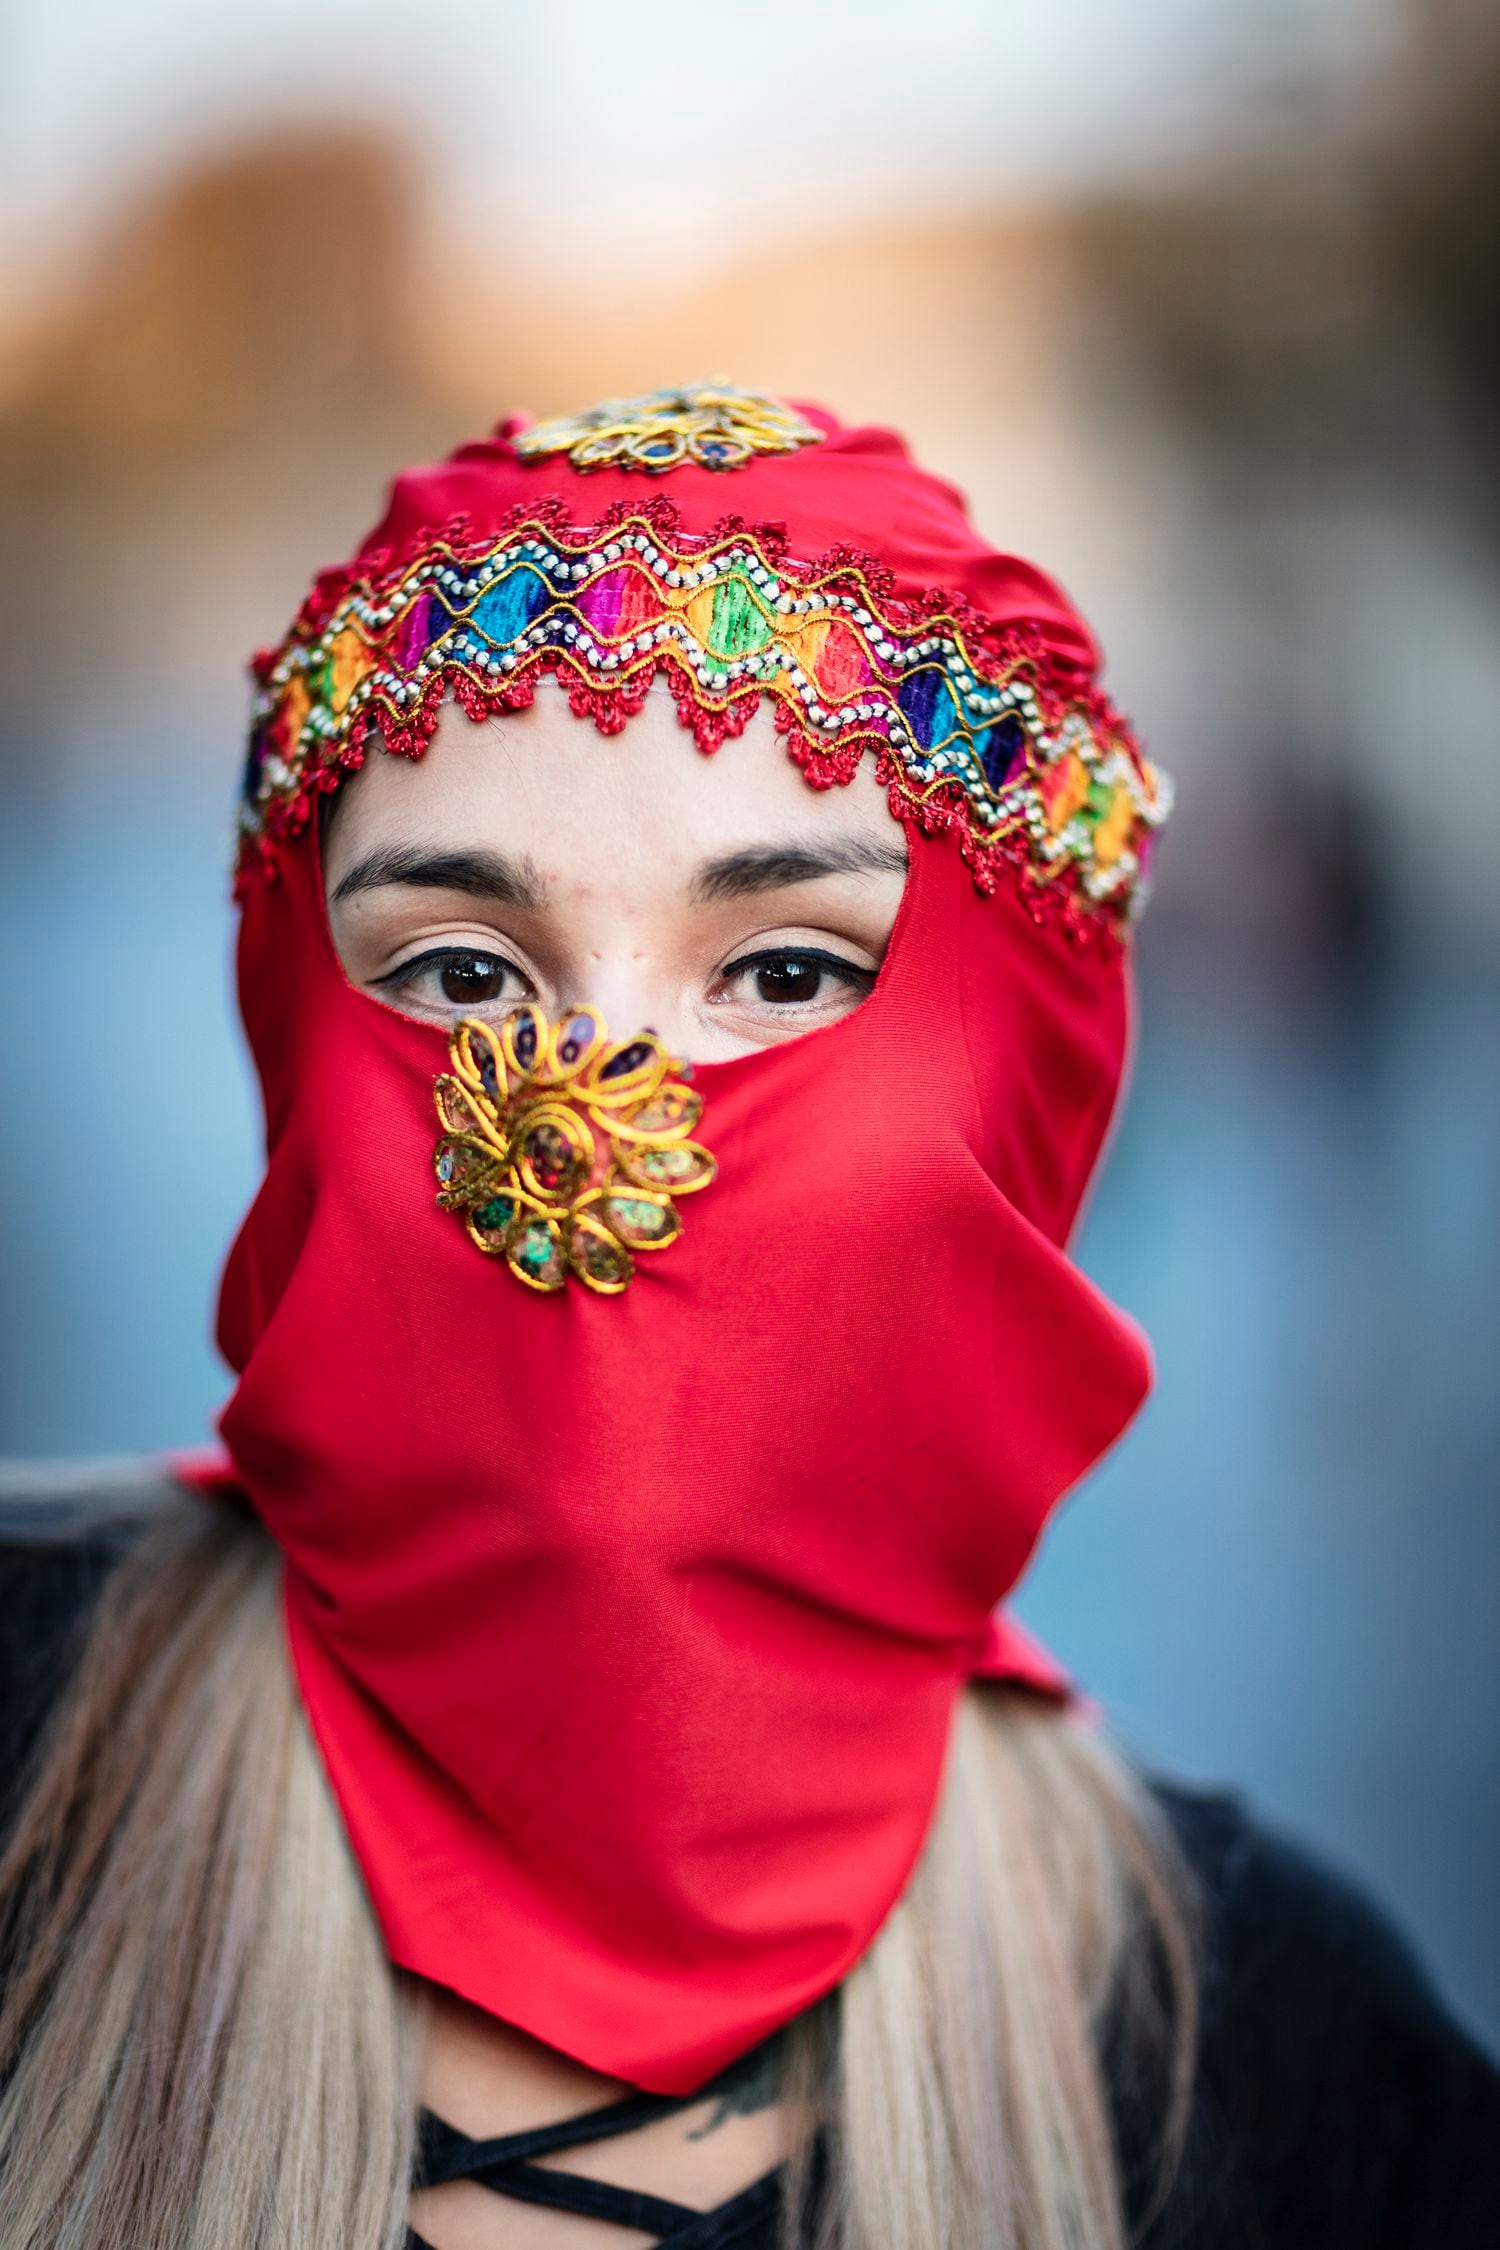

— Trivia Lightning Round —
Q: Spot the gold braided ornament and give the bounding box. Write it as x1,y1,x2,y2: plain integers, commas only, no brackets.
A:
432,1005,715,1294
510,383,825,475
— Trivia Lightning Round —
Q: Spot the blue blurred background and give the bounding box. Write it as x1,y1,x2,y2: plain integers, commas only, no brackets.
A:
2,0,1496,2049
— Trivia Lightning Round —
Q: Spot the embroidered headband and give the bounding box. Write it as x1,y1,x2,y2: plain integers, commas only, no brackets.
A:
240,385,1172,938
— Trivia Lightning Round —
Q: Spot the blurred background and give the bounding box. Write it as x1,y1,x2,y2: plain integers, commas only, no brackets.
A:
2,0,1496,2046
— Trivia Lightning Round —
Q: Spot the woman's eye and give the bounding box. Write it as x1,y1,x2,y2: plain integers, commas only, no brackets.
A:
752,956,826,1005
719,948,874,1011
374,948,526,1014
437,954,510,1005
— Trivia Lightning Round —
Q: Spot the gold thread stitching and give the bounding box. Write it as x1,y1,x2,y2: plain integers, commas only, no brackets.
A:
247,514,1171,932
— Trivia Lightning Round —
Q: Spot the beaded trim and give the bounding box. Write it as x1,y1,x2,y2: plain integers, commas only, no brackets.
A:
242,496,1172,939
510,383,825,475
433,1006,715,1294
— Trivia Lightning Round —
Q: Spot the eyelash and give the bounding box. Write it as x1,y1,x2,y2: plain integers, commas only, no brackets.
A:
373,946,526,1002
372,945,875,1011
716,946,876,1005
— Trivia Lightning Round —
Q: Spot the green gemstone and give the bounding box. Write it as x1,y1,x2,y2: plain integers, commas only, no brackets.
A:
475,1195,515,1232
517,1224,554,1272
606,1195,670,1241
707,572,774,658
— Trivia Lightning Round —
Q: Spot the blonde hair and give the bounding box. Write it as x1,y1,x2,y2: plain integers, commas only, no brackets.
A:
0,1482,1197,2250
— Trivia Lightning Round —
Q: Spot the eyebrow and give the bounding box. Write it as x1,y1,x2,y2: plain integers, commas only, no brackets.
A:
328,833,908,913
688,837,908,903
328,844,549,913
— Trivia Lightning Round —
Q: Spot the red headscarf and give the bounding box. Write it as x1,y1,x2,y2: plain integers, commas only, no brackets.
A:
203,388,1166,2089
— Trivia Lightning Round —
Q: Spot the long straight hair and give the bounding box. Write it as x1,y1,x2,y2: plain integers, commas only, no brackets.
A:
0,1482,1197,2250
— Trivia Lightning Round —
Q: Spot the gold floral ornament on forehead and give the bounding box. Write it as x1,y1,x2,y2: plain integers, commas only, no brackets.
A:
432,1005,716,1294
510,383,826,475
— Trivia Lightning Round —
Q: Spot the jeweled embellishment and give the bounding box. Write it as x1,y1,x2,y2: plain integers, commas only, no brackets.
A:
244,509,1170,935
510,383,825,476
432,1006,715,1294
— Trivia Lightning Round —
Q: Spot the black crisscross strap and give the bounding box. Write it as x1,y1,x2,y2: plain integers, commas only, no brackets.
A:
407,2087,809,2249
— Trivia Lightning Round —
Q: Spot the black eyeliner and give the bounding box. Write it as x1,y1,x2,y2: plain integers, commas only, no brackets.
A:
720,945,876,988
371,944,518,990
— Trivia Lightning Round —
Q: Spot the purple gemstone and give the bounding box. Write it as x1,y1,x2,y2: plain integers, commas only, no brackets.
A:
980,713,1027,791
601,1038,652,1081
557,1011,594,1065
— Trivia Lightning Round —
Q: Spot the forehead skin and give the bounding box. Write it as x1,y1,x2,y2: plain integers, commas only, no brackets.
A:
321,682,900,902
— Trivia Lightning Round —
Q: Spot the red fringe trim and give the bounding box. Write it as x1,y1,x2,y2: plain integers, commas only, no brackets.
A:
241,494,1145,949
239,646,1122,952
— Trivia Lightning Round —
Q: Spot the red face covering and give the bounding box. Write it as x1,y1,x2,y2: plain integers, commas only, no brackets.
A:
209,391,1166,2091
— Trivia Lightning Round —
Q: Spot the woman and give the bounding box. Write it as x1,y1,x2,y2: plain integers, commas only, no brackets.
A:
0,384,1494,2250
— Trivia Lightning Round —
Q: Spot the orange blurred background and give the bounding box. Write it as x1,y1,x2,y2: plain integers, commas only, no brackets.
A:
2,1,1496,2045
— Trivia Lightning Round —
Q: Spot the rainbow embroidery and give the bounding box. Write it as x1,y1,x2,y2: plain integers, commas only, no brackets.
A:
243,508,1171,936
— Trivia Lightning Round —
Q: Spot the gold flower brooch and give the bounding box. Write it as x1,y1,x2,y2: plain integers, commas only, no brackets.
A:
432,1005,715,1294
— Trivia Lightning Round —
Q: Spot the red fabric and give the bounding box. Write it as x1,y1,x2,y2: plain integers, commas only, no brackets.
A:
304,403,1102,683
212,405,1153,2090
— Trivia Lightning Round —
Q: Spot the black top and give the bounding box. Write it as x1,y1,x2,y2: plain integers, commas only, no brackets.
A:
2,1496,1497,2249
408,2081,805,2250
